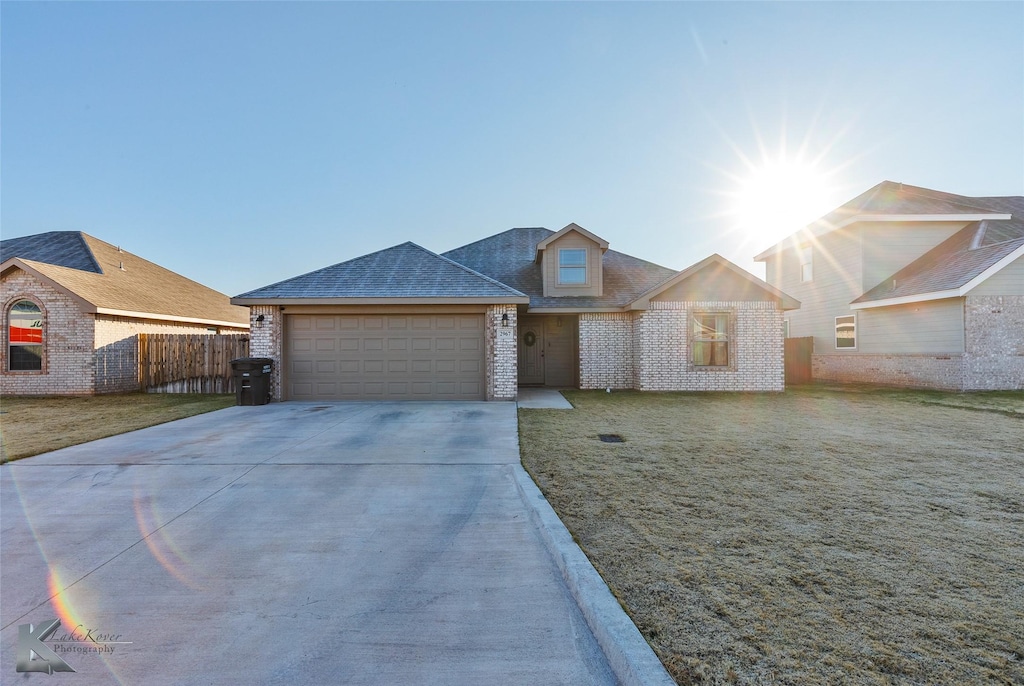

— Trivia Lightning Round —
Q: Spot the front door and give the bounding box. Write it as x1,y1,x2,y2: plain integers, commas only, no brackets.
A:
518,318,545,385
542,316,576,387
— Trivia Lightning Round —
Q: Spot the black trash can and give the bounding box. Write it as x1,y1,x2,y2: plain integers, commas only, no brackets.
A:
231,357,273,406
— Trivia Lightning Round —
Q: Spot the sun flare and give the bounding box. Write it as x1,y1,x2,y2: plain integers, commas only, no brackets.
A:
732,158,835,244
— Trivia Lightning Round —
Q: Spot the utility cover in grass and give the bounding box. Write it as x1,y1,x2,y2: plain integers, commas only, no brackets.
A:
598,434,625,443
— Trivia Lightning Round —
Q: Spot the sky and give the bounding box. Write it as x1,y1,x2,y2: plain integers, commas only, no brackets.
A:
2,2,1022,298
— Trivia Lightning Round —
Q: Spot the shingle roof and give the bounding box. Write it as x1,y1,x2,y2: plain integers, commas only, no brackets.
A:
233,242,528,301
1,231,250,326
854,209,1024,304
442,228,678,309
0,231,102,273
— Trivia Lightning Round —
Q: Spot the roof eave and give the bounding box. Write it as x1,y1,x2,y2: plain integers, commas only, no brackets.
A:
1,257,98,313
94,308,249,329
231,296,531,306
525,306,627,314
850,290,961,310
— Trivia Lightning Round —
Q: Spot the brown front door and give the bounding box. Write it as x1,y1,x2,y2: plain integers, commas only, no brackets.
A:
542,316,576,387
518,317,545,385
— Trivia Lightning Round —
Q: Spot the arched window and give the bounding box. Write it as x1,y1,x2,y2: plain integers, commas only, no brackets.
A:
9,300,43,371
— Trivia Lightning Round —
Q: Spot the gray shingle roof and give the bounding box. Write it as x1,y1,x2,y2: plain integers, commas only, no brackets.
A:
234,242,527,300
1,231,102,273
854,207,1024,303
442,228,678,308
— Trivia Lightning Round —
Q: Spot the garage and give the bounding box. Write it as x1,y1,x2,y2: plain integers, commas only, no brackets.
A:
286,313,485,400
232,241,528,402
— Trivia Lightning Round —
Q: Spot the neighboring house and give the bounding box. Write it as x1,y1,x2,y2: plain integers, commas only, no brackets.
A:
1,231,250,395
233,224,799,401
754,181,1024,391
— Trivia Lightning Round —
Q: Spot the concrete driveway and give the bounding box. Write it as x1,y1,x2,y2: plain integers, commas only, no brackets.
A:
1,402,617,685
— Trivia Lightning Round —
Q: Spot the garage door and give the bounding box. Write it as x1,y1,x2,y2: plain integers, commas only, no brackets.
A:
286,314,485,400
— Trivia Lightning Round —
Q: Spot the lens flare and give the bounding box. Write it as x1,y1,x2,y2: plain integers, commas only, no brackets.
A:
133,486,206,590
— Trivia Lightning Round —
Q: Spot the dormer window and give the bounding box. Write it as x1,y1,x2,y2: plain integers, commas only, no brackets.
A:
558,248,587,285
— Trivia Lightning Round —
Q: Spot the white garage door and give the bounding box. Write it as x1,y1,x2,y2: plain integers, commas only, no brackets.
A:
286,313,485,400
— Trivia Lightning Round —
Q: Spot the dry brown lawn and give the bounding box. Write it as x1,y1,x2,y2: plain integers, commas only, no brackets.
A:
519,387,1024,685
0,393,235,462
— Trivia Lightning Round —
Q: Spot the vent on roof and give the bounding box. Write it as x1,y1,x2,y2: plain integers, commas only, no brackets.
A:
119,261,126,271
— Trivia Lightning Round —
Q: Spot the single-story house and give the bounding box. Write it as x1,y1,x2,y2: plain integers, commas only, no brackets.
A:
1,231,250,395
755,181,1024,390
233,224,799,401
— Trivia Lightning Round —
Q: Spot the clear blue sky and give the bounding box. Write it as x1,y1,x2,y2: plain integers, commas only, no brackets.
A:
3,2,1022,297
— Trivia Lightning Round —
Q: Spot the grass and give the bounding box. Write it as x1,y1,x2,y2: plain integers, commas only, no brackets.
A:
0,393,236,462
519,386,1024,685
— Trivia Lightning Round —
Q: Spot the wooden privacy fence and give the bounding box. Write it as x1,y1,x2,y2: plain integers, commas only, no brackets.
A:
140,333,249,393
785,336,814,386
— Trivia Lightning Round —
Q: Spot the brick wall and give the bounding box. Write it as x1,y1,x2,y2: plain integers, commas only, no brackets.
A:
1,270,96,395
577,302,784,392
247,305,282,400
964,295,1024,390
812,354,965,390
486,305,518,400
637,301,784,392
579,312,634,389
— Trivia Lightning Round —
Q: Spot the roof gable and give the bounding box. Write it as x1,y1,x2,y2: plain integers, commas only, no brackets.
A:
233,242,528,303
535,223,609,262
630,254,800,310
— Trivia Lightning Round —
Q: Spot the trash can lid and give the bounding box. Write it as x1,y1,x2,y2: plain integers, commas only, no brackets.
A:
230,357,273,365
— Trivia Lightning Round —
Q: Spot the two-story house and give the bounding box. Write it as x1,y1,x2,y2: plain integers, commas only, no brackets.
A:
755,181,1024,390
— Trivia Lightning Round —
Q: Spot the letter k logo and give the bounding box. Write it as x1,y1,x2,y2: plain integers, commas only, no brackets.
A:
16,619,76,673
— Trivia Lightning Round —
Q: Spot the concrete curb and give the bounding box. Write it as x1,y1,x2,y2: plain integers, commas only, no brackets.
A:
511,465,676,686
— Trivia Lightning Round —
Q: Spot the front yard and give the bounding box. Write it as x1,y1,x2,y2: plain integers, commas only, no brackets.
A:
519,387,1024,685
0,393,236,462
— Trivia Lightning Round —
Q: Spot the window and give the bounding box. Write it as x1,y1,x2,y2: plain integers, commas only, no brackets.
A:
835,315,856,349
693,313,730,366
799,245,813,282
8,300,43,371
558,248,587,285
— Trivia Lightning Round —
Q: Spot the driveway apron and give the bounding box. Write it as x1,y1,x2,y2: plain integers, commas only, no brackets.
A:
0,402,615,685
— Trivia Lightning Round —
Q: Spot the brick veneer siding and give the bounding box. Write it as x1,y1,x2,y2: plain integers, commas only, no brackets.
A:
579,312,634,389
247,305,282,401
812,353,965,390
636,301,784,392
964,295,1024,390
486,305,518,400
577,302,784,392
1,270,96,395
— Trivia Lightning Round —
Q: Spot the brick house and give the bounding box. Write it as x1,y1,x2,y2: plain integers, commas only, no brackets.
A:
755,181,1024,390
233,224,799,401
1,231,249,395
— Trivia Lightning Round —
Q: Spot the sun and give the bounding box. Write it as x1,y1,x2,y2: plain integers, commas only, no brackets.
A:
731,157,835,246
